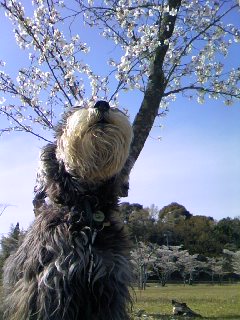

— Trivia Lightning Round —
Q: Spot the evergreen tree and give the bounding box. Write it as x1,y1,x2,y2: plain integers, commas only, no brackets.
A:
0,223,24,279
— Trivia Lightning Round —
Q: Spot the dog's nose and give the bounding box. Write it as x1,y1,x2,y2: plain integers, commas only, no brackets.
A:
94,100,110,113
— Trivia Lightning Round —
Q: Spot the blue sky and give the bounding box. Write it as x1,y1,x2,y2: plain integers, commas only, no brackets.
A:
0,2,240,236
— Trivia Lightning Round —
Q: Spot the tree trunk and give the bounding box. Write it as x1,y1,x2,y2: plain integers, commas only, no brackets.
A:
124,0,182,176
161,279,166,287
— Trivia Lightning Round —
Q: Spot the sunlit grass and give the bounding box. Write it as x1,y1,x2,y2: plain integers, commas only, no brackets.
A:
1,283,240,319
131,283,240,319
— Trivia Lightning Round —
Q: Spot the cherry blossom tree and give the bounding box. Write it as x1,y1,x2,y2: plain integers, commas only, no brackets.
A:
130,241,157,289
151,245,180,286
0,0,239,175
130,243,202,288
223,249,240,275
231,251,240,275
175,249,203,284
206,256,228,283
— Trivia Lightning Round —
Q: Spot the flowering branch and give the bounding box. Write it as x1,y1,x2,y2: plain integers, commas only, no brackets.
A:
0,0,239,189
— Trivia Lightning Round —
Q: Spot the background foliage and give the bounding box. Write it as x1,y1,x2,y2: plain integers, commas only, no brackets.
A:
1,202,240,285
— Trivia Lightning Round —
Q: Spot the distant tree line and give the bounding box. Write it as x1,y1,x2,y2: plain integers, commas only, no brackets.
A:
1,202,240,283
120,202,240,256
119,202,240,288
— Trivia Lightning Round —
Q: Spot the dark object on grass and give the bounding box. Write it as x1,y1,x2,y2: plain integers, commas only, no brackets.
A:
172,299,202,317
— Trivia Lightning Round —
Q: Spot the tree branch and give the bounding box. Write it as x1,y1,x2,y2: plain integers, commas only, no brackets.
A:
165,2,238,86
164,85,240,99
1,0,74,106
0,108,52,142
127,0,182,170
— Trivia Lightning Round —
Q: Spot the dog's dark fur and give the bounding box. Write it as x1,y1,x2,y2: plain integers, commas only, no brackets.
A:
3,101,133,320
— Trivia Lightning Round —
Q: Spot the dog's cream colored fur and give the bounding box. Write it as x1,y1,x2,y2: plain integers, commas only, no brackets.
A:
56,107,133,182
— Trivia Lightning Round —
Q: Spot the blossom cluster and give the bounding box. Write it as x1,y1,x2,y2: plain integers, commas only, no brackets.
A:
82,0,240,108
0,0,110,136
0,0,239,139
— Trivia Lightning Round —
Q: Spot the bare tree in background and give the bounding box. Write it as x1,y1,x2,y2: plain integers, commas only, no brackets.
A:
0,203,10,216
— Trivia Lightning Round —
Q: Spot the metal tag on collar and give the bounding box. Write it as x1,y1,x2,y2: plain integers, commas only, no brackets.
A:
93,210,105,223
103,221,111,227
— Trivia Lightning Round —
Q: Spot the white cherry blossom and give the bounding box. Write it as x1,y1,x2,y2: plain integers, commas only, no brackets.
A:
0,0,239,145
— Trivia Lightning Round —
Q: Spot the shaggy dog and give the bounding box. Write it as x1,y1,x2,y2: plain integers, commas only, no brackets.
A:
3,101,133,320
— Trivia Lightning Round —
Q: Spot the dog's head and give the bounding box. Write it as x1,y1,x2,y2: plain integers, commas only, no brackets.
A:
55,101,133,183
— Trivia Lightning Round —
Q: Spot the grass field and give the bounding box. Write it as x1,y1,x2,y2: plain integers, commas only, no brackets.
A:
0,283,240,319
131,283,240,319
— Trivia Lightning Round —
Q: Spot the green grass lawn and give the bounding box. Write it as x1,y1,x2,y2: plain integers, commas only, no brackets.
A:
131,283,240,319
1,283,239,319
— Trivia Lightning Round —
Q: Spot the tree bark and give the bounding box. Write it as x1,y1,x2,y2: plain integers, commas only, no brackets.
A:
126,0,182,173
